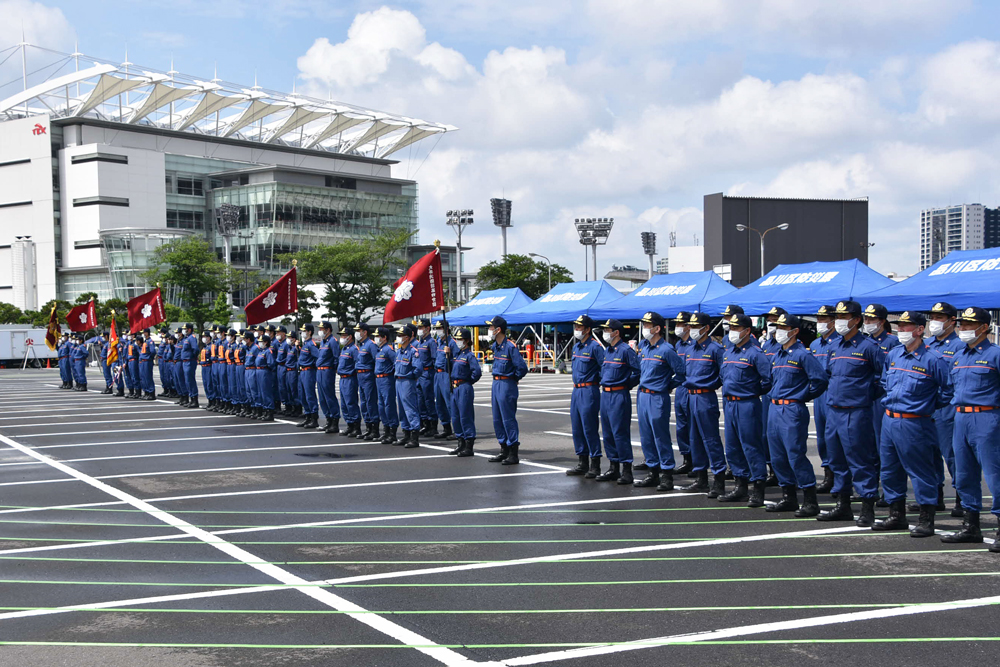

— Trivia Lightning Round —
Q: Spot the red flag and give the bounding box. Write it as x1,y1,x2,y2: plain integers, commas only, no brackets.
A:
66,300,97,332
44,303,60,351
384,249,444,324
107,314,119,364
127,287,165,333
245,267,298,326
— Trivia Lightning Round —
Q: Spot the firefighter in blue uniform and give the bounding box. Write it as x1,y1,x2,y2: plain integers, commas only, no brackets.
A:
595,318,640,484
215,326,231,412
71,334,89,391
682,312,728,496
395,323,423,448
925,301,965,517
255,333,276,421
197,329,213,407
633,311,686,491
155,328,169,397
720,313,773,506
338,324,362,437
431,320,461,441
230,331,248,416
283,332,300,417
207,325,223,411
179,323,198,407
941,306,1000,552
412,318,438,436
374,326,400,445
767,313,829,516
244,327,260,418
355,323,380,440
809,305,840,493
670,312,695,475
872,311,952,537
316,321,341,433
97,330,112,394
864,304,900,456
138,328,156,399
760,306,786,486
817,300,885,526
447,327,483,457
273,326,288,415
297,323,320,429
127,332,141,398
485,315,528,465
57,333,72,389
170,328,184,400
566,315,606,478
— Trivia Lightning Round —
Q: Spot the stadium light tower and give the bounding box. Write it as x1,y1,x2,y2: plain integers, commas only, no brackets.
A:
490,198,512,258
216,203,242,308
447,209,473,303
574,217,615,281
641,231,656,279
736,222,789,280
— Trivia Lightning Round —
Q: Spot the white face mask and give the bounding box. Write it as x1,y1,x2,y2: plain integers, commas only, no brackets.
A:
460,339,470,349
689,328,704,342
863,323,879,335
674,326,687,338
775,329,791,345
354,331,362,342
816,322,830,335
228,336,234,343
433,330,442,338
958,329,979,343
927,320,945,337
766,323,776,334
340,336,350,346
202,337,210,344
722,322,730,333
728,330,742,345
374,337,383,346
417,328,427,338
487,328,497,341
897,331,914,345
602,330,616,344
834,319,852,336
641,327,654,341
573,329,584,341
277,334,285,342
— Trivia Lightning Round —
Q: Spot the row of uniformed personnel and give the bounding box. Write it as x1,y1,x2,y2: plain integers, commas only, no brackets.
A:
566,301,1000,552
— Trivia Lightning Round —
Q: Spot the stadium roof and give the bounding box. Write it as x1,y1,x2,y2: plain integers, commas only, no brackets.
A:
0,44,456,160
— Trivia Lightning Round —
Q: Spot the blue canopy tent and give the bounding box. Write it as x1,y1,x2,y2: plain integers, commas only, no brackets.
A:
701,259,896,316
859,247,1000,312
589,271,737,321
440,288,534,326
504,280,625,324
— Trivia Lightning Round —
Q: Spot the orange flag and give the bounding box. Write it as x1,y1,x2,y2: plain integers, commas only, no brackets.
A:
107,314,119,365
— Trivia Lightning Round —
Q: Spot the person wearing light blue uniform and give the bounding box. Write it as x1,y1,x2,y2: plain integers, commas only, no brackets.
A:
485,316,528,465
71,334,89,391
255,334,276,421
179,323,199,407
354,323,380,440
760,306,786,487
244,328,260,417
297,324,320,429
282,332,300,417
670,312,695,475
566,315,606,478
941,306,1000,552
633,311,686,491
925,301,966,517
337,324,362,437
596,318,640,485
808,305,840,493
430,320,461,441
681,311,728,497
412,318,439,436
394,323,423,448
374,326,400,444
447,327,482,457
316,321,341,434
57,334,72,389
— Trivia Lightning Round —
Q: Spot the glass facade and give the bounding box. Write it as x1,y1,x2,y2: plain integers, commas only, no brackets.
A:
58,271,113,302
99,228,191,303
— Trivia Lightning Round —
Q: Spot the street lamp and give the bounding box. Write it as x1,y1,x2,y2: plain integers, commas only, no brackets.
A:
640,231,656,279
736,222,788,280
446,209,473,303
490,198,512,258
216,203,241,308
528,252,551,291
574,217,615,281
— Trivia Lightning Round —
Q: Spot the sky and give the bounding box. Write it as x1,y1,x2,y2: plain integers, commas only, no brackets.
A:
4,0,1000,281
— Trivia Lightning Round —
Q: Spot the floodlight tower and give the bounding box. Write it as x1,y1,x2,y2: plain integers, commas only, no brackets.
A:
574,217,615,281
216,203,241,308
641,231,656,279
490,198,512,258
446,209,474,303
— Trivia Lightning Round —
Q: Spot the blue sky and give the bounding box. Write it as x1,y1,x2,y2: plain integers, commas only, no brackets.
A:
5,0,1000,279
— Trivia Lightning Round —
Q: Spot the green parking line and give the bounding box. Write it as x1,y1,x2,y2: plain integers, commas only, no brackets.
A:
0,518,814,529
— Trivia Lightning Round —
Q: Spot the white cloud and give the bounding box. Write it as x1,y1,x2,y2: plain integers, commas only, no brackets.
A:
0,0,74,50
920,39,1000,125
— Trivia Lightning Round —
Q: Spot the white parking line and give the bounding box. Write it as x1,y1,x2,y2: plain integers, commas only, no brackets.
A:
18,423,289,438
33,431,320,450
3,415,231,429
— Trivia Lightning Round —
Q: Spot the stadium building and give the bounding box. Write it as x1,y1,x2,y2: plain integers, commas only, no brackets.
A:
0,46,453,311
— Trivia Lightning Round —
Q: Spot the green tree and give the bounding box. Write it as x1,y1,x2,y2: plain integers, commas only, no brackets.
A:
142,237,229,330
208,292,232,327
0,301,24,324
474,254,574,300
284,229,413,326
102,298,128,331
165,303,188,326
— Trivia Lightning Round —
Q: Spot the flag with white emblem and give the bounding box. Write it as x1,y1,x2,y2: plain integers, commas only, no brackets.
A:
383,248,443,324
245,265,298,326
127,287,165,333
66,299,97,332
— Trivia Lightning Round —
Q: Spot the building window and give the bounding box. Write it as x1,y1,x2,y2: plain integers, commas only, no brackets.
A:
177,177,205,197
166,210,205,230
73,196,129,207
71,153,129,165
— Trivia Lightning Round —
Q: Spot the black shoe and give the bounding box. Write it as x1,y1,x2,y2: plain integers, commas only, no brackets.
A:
595,461,620,482
115,388,124,397
584,457,601,479
457,438,475,458
951,496,965,518
940,509,983,543
369,422,381,442
817,491,854,522
304,414,319,429
719,477,748,502
633,461,649,471
417,420,430,436
873,499,908,531
296,415,310,427
396,429,410,447
707,473,727,499
405,431,420,449
633,469,660,488
449,438,466,455
260,410,274,422
188,397,199,409
656,471,674,492
501,443,520,465
101,387,113,395
426,420,440,438
362,423,375,440
748,480,767,508
876,493,889,508
323,419,334,433
387,427,399,445
674,454,693,475
380,427,394,444
723,467,734,481
767,486,799,513
765,464,779,487
856,498,876,528
343,421,356,437
617,462,634,485
437,423,454,440
352,422,366,439
679,469,709,493
990,519,1000,553
795,486,820,517
488,445,510,463
566,454,588,476
816,466,834,493
910,505,936,538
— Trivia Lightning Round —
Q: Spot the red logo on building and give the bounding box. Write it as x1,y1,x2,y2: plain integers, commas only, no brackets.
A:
32,123,46,136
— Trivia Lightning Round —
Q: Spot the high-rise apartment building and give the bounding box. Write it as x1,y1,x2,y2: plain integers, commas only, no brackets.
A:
919,204,984,271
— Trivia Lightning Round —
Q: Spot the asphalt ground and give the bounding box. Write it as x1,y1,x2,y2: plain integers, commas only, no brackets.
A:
0,366,998,667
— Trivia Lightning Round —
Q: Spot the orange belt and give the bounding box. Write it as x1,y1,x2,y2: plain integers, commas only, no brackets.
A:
639,388,660,394
725,395,750,401
357,369,371,374
957,406,998,413
494,375,514,380
317,366,331,370
575,382,597,388
376,373,393,378
453,379,468,386
772,398,801,405
602,385,627,392
437,368,448,373
886,409,929,419
688,388,713,394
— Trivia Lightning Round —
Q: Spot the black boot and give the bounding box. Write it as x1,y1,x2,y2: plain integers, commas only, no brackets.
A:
719,477,748,502
296,413,310,427
584,457,601,479
817,491,854,522
656,470,674,492
380,426,395,444
177,395,188,406
633,461,649,471
260,410,274,422
816,466,834,493
457,438,475,458
633,468,659,488
617,462,634,485
674,453,693,475
765,464,779,487
449,438,466,455
566,454,588,476
397,429,410,446
426,420,440,438
369,422,381,442
595,461,620,482
767,485,799,513
418,419,430,436
304,413,319,429
115,388,124,397
405,430,420,449
910,505,936,538
748,480,767,508
990,518,1000,553
856,497,876,528
795,486,820,517
101,387,113,395
706,473,727,499
873,499,908,531
951,496,965,519
679,469,709,493
940,509,983,543
323,418,334,433
188,396,199,409
386,426,399,445
488,445,509,462
501,442,520,465
362,423,375,440
438,423,454,440
352,422,366,439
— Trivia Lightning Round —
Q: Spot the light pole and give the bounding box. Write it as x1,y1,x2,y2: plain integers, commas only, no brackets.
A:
574,217,615,281
640,231,656,279
736,222,788,280
216,203,241,308
491,198,512,258
446,209,473,304
529,252,552,370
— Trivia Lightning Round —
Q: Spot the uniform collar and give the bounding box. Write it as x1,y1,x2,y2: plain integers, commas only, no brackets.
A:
903,342,927,359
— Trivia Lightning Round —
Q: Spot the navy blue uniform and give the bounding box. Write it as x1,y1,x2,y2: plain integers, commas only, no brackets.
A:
283,342,299,408
600,340,640,463
316,335,340,420
808,332,841,467
673,337,693,458
759,335,783,457
229,342,246,406
299,338,320,416
451,345,482,439
256,345,276,410
180,333,198,398
928,332,965,486
433,336,461,427
357,338,379,424
721,341,772,482
571,336,605,459
414,334,438,421
491,338,528,446
685,337,727,474
951,340,1000,517
375,342,398,429
338,341,361,424
395,341,423,431
769,341,829,488
71,342,89,387
636,338,685,471
870,329,901,449
57,340,72,384
139,338,156,394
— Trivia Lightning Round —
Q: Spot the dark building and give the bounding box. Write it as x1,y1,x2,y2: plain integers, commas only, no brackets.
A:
985,207,1000,249
703,194,870,287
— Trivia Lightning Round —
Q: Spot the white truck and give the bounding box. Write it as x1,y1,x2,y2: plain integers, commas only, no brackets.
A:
0,327,59,368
